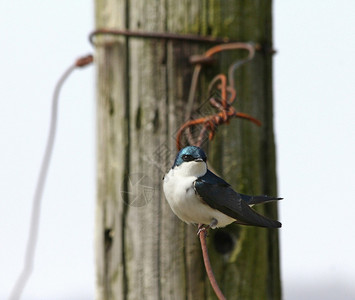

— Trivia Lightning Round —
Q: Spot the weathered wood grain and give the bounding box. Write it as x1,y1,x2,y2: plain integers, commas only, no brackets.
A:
95,1,280,299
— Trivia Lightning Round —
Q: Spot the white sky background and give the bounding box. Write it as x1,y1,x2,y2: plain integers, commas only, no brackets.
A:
0,1,354,299
275,1,355,299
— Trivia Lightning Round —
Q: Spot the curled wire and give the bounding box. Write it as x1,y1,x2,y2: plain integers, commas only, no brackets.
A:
176,43,261,150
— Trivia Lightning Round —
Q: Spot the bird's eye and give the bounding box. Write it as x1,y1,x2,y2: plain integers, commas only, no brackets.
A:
182,154,194,161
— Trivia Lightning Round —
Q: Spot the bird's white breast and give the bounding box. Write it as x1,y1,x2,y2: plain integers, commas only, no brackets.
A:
163,162,235,227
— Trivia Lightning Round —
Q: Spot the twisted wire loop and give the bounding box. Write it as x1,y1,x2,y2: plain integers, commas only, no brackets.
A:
176,43,261,150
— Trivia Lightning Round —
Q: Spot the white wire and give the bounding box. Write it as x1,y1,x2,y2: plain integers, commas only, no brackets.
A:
9,64,77,300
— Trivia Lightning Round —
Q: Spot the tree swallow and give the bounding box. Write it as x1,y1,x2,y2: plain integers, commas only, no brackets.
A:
163,146,282,230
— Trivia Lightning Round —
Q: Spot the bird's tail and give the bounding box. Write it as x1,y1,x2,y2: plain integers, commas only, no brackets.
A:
240,194,283,206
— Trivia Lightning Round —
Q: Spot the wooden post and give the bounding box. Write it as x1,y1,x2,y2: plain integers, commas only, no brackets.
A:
94,1,280,299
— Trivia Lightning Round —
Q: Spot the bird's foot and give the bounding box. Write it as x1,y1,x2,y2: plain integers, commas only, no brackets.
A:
197,219,218,236
197,224,208,236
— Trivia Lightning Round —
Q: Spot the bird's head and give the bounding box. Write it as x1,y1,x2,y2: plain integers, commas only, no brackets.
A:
172,146,207,176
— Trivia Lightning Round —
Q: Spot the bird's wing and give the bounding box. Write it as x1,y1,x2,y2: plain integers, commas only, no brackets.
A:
194,170,281,228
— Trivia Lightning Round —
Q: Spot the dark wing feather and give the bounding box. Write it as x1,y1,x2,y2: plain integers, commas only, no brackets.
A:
239,193,283,206
194,170,281,228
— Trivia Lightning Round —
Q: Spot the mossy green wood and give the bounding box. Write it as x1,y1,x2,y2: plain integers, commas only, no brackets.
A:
95,0,280,299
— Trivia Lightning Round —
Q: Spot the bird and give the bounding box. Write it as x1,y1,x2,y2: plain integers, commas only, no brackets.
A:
163,146,282,230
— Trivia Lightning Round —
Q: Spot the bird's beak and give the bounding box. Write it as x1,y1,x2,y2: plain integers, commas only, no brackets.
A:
194,158,204,162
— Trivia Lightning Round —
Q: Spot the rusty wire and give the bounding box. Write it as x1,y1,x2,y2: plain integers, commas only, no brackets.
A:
89,28,236,46
199,229,226,300
176,43,261,150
